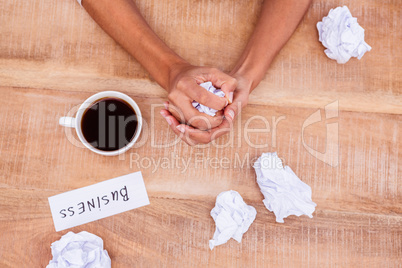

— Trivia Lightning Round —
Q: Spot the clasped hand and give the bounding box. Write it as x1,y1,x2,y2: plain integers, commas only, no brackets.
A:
160,63,251,146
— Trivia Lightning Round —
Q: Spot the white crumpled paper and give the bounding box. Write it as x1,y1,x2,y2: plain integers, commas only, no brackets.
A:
209,190,256,250
192,82,225,116
317,6,371,64
253,152,316,223
47,231,111,268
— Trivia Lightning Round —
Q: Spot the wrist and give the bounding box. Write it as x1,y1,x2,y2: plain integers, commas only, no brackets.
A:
231,47,275,92
230,69,255,94
166,60,192,92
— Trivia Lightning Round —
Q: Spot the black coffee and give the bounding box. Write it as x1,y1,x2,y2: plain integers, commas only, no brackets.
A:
81,98,137,151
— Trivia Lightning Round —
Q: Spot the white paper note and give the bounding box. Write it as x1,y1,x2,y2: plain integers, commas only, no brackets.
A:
48,171,150,232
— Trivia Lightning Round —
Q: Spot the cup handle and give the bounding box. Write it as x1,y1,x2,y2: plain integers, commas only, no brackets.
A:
59,117,76,128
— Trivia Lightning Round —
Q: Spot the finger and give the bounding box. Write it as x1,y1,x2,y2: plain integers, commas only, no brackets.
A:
176,124,212,144
207,69,238,104
223,100,242,123
179,118,232,144
173,123,199,146
164,101,182,124
162,108,231,145
163,101,169,110
190,83,228,111
161,109,199,146
209,119,232,141
162,102,230,144
184,100,224,130
167,98,187,124
160,109,174,125
169,99,224,130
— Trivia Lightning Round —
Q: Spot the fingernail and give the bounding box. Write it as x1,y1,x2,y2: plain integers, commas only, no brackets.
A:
176,125,185,133
160,110,166,117
228,110,235,121
160,111,172,125
228,92,233,104
166,117,173,125
163,103,169,109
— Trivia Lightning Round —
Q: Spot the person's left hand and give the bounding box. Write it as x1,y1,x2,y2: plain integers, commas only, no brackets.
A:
160,74,253,145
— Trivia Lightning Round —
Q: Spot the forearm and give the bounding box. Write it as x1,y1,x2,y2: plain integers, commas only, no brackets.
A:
232,0,312,91
82,0,187,90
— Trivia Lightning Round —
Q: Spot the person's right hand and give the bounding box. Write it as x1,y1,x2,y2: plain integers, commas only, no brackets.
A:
166,63,237,130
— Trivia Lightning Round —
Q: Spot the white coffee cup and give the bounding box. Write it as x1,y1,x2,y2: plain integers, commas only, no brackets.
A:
59,91,142,156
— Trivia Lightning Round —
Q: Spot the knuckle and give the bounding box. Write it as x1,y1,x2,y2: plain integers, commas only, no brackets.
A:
224,78,237,90
196,91,208,104
167,92,178,102
170,108,185,123
193,89,201,100
210,67,219,73
218,98,227,109
167,102,178,113
202,135,212,144
189,134,209,145
211,116,223,126
176,79,187,91
184,137,197,146
230,78,238,88
210,120,221,129
191,119,209,130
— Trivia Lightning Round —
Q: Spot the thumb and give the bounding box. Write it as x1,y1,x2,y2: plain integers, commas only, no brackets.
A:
220,78,237,104
208,69,238,104
224,101,241,123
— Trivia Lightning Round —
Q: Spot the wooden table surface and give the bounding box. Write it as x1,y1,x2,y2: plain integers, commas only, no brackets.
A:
0,0,401,267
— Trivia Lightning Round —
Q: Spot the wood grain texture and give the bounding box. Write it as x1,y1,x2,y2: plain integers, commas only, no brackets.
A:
0,0,401,113
0,0,401,267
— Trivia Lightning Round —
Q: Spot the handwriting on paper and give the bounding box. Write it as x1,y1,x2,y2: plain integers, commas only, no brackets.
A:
48,172,149,232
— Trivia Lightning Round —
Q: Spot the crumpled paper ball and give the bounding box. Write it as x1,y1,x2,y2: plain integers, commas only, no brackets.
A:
317,6,371,64
209,190,256,250
192,82,226,116
47,231,111,268
253,152,316,223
